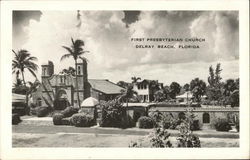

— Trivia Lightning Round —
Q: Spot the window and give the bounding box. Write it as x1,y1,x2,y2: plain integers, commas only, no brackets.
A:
78,66,81,75
43,68,47,76
203,113,210,123
60,76,65,83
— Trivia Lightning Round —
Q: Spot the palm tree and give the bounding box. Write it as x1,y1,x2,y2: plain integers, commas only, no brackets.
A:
118,85,138,107
61,38,89,108
131,76,141,83
12,49,38,86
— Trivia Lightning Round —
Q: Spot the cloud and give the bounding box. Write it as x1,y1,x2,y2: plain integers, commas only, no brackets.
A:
16,11,239,85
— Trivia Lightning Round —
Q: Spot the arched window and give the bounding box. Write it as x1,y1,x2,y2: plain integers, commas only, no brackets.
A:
203,112,210,123
37,98,42,106
78,66,81,75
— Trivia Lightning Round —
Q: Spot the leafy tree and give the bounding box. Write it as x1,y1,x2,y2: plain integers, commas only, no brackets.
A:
61,38,89,107
169,82,181,99
12,49,38,86
230,90,239,107
183,83,190,92
154,90,166,102
150,80,162,101
206,63,223,102
223,79,237,96
190,78,206,102
215,63,222,86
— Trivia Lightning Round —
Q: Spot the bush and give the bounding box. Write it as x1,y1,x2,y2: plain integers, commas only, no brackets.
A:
162,118,181,130
150,127,172,147
71,113,95,127
61,107,78,118
215,119,232,132
100,99,132,128
36,107,49,117
61,117,72,125
12,113,21,125
53,113,64,125
190,120,201,131
138,116,154,129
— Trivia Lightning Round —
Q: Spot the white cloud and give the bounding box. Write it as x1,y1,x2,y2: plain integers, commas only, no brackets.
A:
18,11,239,85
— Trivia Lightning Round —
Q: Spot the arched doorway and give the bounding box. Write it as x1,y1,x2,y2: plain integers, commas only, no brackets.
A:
203,112,210,123
37,98,42,106
54,89,69,110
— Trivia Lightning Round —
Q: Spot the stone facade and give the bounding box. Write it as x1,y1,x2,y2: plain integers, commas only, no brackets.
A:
148,104,239,129
32,60,124,109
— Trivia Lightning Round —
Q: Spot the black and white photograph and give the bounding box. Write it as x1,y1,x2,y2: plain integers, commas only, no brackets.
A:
11,10,240,147
0,0,249,159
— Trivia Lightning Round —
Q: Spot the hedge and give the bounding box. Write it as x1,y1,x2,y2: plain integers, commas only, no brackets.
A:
215,119,232,132
12,113,21,125
53,113,64,125
36,107,49,117
61,107,79,118
70,113,95,127
138,116,154,129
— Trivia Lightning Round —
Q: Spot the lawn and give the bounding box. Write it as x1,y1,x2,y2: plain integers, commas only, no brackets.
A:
12,117,239,148
13,132,239,147
12,124,239,147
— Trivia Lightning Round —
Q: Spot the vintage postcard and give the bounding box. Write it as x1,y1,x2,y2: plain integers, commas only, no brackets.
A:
0,0,249,159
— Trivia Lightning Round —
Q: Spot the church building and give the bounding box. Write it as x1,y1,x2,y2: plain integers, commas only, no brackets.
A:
32,60,124,109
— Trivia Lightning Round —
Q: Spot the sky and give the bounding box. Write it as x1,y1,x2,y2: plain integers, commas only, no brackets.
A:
12,11,239,86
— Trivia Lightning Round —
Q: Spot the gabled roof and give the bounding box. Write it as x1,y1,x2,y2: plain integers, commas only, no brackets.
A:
88,79,124,95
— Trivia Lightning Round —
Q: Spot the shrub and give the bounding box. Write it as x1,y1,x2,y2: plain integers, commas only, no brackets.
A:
100,99,131,128
177,134,201,148
61,117,72,125
53,113,64,125
190,120,201,131
36,106,49,117
12,113,21,125
61,107,79,117
71,113,95,127
150,127,172,147
215,119,232,132
138,116,154,129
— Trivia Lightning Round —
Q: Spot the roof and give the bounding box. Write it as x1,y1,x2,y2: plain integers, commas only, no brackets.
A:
81,97,99,107
88,79,124,94
12,93,26,103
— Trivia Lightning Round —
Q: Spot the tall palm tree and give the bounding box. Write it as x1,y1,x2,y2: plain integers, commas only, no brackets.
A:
61,38,89,108
12,49,38,86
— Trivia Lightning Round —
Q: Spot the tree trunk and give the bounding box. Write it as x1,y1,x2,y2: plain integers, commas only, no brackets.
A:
75,60,81,108
21,70,26,86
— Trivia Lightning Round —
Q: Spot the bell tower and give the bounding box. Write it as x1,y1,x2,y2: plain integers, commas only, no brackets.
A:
41,61,54,78
75,59,90,102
